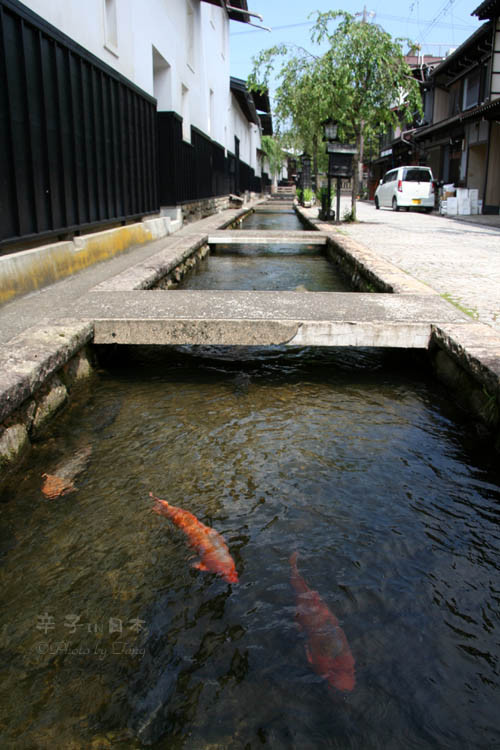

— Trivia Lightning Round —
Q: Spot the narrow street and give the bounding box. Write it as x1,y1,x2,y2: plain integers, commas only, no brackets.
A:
334,199,500,332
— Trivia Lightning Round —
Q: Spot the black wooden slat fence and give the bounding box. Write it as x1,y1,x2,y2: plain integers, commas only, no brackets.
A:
0,0,159,248
157,111,261,206
0,0,264,249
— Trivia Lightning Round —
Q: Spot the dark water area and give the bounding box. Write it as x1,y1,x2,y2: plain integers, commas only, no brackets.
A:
238,208,304,231
1,345,499,749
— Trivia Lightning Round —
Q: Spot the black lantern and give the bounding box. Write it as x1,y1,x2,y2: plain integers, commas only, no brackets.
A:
321,118,356,224
322,118,339,142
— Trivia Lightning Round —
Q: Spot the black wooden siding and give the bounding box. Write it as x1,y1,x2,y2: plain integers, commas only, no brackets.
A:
1,0,265,249
158,112,263,206
0,0,159,247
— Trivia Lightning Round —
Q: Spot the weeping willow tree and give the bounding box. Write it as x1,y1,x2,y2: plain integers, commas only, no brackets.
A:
259,135,286,189
249,11,422,219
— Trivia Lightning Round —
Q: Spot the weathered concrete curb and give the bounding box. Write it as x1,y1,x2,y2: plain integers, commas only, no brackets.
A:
92,234,210,292
295,204,435,295
0,321,95,473
0,219,172,307
0,203,258,478
90,205,256,293
430,323,500,446
295,201,500,449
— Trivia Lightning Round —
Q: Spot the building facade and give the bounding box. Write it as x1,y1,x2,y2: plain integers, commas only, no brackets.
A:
368,0,500,213
413,0,500,213
0,0,270,248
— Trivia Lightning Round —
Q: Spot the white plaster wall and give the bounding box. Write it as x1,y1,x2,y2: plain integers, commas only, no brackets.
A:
22,0,135,81
21,0,261,167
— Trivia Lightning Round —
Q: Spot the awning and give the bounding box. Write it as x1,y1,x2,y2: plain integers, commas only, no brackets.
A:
413,97,500,142
230,77,258,124
200,0,264,26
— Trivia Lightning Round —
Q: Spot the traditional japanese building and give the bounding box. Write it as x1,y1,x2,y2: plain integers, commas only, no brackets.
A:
0,0,271,248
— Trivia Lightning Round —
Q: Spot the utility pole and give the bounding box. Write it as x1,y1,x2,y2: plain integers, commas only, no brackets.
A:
355,6,376,23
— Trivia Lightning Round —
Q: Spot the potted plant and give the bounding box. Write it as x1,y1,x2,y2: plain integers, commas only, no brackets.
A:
302,188,315,207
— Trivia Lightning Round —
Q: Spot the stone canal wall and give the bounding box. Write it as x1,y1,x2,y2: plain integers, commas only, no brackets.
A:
0,322,95,477
1,201,499,482
295,202,500,452
0,204,256,478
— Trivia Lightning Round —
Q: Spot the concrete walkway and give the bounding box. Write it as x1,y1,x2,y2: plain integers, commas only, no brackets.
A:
0,207,251,345
318,198,500,333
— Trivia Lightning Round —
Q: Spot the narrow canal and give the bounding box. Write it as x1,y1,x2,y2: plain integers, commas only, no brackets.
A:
1,206,499,749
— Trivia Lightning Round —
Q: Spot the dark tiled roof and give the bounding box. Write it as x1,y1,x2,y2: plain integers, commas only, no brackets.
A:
472,0,500,20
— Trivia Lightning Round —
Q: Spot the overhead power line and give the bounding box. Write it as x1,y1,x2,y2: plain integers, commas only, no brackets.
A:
230,12,476,35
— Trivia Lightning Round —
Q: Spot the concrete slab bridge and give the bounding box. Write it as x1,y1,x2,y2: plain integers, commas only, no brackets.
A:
1,198,500,474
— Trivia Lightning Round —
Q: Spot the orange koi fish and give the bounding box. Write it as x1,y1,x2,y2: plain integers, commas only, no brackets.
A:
150,493,238,584
290,551,355,692
41,444,92,499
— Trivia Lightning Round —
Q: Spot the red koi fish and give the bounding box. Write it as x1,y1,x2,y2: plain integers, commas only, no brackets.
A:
150,493,238,584
290,551,355,692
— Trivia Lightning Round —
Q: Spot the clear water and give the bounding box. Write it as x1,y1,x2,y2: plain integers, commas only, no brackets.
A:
238,208,304,231
176,247,351,292
2,206,499,748
1,346,499,749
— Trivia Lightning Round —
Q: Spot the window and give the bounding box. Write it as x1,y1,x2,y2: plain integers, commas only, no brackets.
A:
103,0,118,55
403,168,432,182
463,69,481,110
152,47,172,112
181,84,190,142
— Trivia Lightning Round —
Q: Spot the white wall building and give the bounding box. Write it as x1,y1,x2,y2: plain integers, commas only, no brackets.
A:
19,0,267,177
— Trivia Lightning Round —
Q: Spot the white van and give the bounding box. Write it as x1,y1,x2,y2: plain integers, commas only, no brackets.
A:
374,166,435,212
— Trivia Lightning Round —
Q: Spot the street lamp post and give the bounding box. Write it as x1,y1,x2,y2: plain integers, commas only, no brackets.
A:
322,119,337,221
322,118,357,225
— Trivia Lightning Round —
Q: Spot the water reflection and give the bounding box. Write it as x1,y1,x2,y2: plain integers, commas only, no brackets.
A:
239,209,304,231
0,347,499,748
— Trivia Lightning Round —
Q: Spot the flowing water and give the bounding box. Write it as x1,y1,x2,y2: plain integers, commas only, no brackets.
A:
1,208,499,749
177,207,349,293
236,208,304,231
176,243,350,292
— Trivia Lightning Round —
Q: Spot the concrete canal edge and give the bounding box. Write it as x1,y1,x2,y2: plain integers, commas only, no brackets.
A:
1,200,500,480
295,203,500,450
0,321,95,474
0,195,248,307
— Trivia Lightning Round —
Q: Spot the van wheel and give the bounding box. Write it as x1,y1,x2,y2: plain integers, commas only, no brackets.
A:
374,196,380,209
392,198,399,212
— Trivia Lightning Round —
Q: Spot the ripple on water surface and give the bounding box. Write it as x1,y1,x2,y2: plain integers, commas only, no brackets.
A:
0,346,499,749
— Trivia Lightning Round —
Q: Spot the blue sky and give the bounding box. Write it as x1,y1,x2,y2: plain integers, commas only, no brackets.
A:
229,0,483,88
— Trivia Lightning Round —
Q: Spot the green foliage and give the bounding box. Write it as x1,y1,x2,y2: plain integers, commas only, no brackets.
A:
249,10,422,219
303,188,315,203
296,188,303,203
260,135,285,183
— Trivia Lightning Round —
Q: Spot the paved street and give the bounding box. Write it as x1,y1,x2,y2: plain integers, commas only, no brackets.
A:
333,199,500,332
